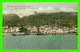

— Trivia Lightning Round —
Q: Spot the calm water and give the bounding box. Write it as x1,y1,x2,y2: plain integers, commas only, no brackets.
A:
3,34,77,49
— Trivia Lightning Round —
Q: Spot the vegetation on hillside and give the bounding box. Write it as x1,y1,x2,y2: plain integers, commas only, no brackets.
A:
3,12,77,28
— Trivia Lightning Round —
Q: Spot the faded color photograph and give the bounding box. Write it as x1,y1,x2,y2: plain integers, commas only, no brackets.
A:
3,3,77,49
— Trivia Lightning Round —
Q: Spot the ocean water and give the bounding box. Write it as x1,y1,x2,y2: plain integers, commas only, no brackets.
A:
3,34,77,49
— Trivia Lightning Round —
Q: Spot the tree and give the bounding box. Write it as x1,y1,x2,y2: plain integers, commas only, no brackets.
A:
19,26,27,32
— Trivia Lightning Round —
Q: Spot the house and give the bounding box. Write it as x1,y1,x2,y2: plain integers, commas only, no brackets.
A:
15,27,20,32
27,26,37,33
3,28,10,32
39,25,57,34
3,27,19,33
10,27,16,32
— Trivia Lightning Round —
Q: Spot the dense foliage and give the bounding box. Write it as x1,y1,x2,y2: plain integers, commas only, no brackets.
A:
3,14,20,27
19,26,27,32
3,12,77,28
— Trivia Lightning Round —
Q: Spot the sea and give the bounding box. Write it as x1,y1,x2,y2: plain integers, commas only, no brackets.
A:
3,34,77,49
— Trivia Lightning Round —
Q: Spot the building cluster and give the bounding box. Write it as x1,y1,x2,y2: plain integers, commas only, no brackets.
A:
3,26,19,33
3,25,77,35
39,25,77,34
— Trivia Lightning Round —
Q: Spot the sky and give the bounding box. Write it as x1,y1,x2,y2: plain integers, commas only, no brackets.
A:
3,3,78,18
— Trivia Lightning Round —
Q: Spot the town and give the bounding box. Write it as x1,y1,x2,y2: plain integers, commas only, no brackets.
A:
3,11,77,35
3,25,77,35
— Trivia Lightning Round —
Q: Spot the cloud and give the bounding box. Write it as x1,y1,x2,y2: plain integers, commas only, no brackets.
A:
14,9,35,17
46,7,57,13
3,8,35,17
36,7,57,13
3,10,16,14
60,7,77,12
3,11,10,14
